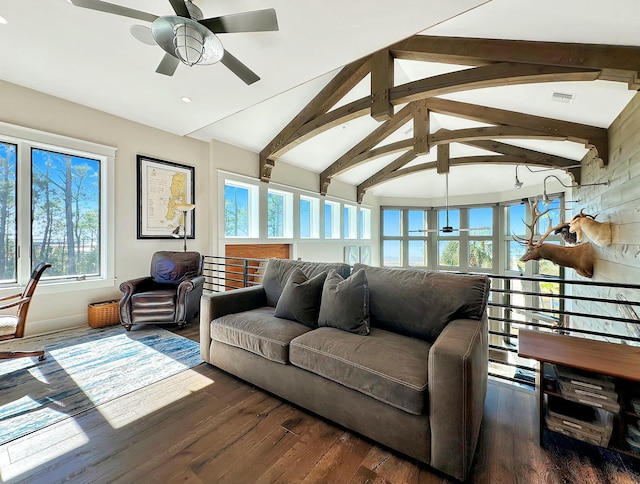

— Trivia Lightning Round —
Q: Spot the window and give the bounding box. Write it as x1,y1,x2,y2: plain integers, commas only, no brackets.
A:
299,195,319,239
0,141,17,283
343,205,357,239
224,182,251,237
267,189,293,238
359,207,371,239
383,240,401,267
324,201,340,239
0,124,115,288
407,209,428,267
438,208,460,268
467,207,493,269
31,148,101,278
506,202,526,272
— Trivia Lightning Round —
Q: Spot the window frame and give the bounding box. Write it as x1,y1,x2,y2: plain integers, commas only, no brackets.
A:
0,121,115,292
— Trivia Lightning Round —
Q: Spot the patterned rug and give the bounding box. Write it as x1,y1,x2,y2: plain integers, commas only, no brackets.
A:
0,325,202,446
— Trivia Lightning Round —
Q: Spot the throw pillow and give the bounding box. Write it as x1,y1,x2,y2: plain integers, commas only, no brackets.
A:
318,269,370,335
274,268,327,327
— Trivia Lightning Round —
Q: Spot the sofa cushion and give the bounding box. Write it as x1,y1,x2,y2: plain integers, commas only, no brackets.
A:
318,269,370,335
211,307,312,364
274,268,327,327
262,259,351,307
353,264,490,342
290,327,431,415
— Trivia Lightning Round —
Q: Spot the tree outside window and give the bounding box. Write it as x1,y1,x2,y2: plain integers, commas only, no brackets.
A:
0,141,17,282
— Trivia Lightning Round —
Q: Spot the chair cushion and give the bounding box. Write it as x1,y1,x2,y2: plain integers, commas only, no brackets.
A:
318,269,370,335
353,264,490,342
150,251,201,285
0,316,18,337
262,259,351,307
131,289,176,323
290,327,431,415
274,268,327,327
211,307,313,364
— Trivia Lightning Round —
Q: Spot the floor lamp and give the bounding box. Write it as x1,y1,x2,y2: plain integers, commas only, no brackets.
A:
171,203,195,252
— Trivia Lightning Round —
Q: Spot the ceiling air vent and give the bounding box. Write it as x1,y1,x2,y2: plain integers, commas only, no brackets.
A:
551,92,575,104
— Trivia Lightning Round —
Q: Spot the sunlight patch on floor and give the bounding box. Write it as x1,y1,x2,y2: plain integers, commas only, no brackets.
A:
1,418,88,482
97,367,214,429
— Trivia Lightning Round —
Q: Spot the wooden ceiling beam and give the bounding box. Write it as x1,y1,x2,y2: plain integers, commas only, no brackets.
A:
350,139,414,166
413,100,429,154
371,49,394,121
436,144,450,174
320,103,415,195
357,150,417,203
259,56,371,181
425,98,608,164
430,126,568,145
389,62,601,105
390,35,640,89
358,156,553,200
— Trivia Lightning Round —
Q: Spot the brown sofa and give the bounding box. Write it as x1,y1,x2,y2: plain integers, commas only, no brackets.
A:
200,259,490,480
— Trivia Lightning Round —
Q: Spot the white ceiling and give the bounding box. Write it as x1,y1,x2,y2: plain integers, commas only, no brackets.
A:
0,0,639,201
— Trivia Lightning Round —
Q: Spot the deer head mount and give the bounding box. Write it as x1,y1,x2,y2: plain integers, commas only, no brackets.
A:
514,202,594,278
568,209,612,247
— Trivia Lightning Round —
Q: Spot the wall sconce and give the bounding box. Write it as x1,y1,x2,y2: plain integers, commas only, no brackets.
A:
542,175,609,206
171,203,196,252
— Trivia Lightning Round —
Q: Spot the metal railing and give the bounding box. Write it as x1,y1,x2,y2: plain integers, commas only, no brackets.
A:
203,255,640,389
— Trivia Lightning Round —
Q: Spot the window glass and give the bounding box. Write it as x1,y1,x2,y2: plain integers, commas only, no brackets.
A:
508,241,526,272
469,207,492,236
224,183,250,237
408,240,427,267
299,195,319,239
31,148,101,277
438,208,459,230
408,210,427,236
508,203,526,236
324,201,340,239
383,209,401,236
268,190,292,238
537,198,561,236
0,141,17,283
438,240,459,267
383,240,401,267
359,207,371,239
468,240,493,268
343,205,357,239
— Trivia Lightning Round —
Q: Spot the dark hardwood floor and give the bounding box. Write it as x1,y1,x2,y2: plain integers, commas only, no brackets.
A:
1,324,639,483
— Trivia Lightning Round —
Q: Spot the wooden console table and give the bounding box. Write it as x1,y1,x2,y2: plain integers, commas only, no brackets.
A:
518,329,640,456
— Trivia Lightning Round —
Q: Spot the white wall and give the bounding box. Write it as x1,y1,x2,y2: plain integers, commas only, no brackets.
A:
0,80,210,335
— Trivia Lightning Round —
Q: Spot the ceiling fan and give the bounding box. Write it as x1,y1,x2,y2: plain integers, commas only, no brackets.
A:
409,173,490,234
69,0,279,85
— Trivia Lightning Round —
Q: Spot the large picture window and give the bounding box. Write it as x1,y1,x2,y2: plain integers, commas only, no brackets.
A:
224,181,258,238
0,123,115,289
31,148,101,278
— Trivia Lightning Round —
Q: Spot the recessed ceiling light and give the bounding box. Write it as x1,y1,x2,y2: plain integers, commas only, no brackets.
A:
181,96,192,103
0,15,8,25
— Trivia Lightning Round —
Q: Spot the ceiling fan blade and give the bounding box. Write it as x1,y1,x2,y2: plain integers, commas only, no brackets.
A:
156,53,180,76
130,25,156,46
168,0,190,18
70,0,158,23
200,9,279,33
221,50,260,85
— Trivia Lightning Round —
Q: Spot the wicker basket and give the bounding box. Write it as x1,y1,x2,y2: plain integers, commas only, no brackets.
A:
88,299,121,328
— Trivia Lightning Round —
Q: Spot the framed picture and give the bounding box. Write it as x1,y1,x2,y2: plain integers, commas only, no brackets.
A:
359,246,371,265
136,155,195,239
344,246,359,266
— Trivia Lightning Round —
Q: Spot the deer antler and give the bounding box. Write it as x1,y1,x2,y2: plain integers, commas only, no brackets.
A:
513,201,568,247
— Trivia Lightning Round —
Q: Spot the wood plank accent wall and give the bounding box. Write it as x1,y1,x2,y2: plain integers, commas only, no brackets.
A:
224,244,291,290
569,92,640,340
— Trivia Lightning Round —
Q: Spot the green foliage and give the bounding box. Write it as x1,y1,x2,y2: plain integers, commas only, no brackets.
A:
439,240,460,267
469,240,493,268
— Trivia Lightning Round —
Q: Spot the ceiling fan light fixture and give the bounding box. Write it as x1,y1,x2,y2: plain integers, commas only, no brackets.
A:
173,23,205,66
152,16,224,67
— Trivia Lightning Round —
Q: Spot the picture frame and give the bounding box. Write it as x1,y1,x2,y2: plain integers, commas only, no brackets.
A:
344,246,359,266
359,246,371,265
136,155,195,239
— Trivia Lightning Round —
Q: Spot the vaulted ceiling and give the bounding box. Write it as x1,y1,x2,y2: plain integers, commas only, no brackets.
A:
1,0,638,201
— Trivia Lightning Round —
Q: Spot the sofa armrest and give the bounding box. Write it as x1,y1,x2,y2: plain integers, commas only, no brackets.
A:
428,313,488,481
199,285,267,362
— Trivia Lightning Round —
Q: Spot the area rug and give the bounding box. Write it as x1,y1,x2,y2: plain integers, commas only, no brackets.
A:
0,325,201,446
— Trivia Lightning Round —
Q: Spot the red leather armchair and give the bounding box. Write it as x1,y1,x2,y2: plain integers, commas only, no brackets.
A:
119,251,204,330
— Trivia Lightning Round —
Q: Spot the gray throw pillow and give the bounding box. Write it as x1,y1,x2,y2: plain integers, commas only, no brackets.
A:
274,268,327,327
318,269,370,335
